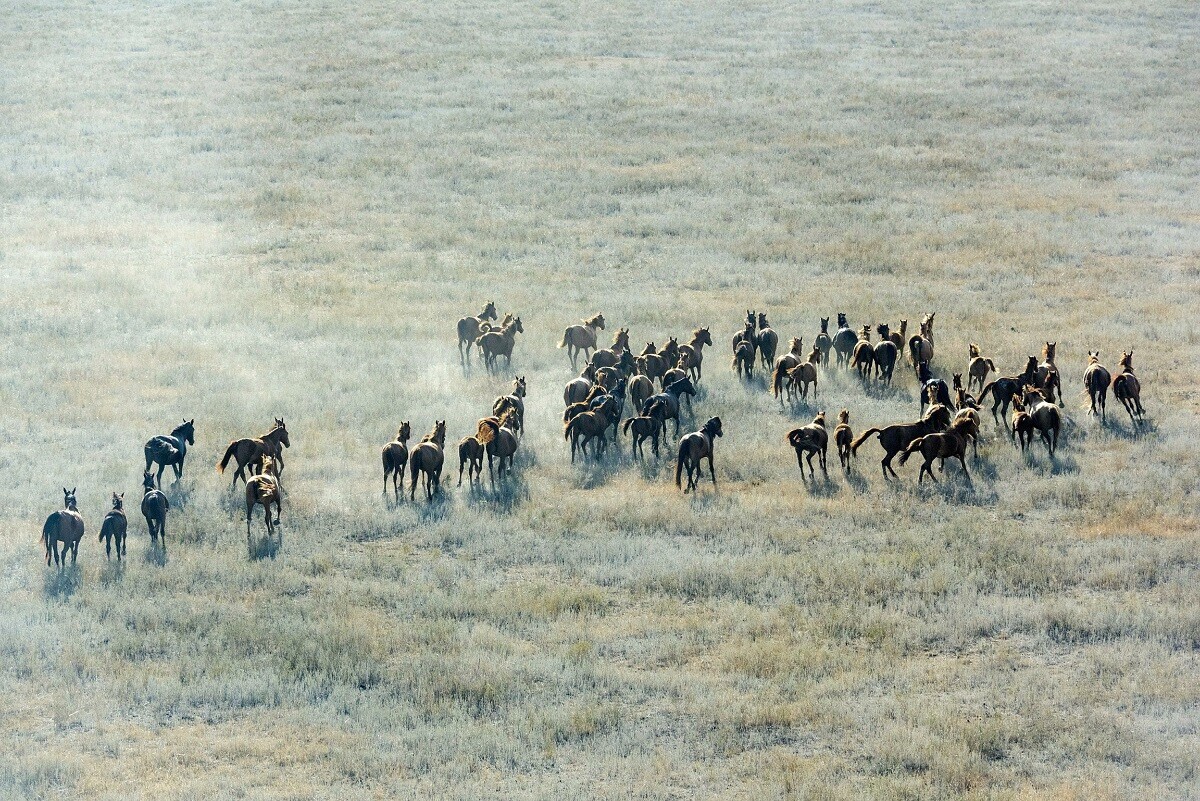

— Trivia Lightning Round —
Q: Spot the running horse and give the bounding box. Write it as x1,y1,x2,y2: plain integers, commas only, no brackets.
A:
559,313,606,370
217,419,291,490
1112,350,1145,423
143,419,195,488
42,487,84,568
457,301,499,363
409,421,447,501
676,416,723,492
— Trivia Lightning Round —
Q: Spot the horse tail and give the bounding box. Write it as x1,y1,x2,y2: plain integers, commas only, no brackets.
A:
564,416,577,441
217,441,238,473
622,417,635,435
41,515,53,545
675,441,686,488
477,418,499,445
408,445,423,473
558,330,568,349
985,359,995,372
978,380,997,402
772,361,788,398
898,436,924,466
850,428,881,456
908,336,922,365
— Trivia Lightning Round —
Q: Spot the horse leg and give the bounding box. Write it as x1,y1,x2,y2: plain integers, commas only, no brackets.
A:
958,454,971,481
409,468,419,502
820,447,828,477
118,531,126,559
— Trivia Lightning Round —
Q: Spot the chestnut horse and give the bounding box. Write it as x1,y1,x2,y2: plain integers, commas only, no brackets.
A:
907,312,935,376
756,313,779,370
850,405,953,480
787,411,828,480
477,409,520,484
967,344,994,393
381,422,411,500
409,421,447,500
873,325,898,386
99,492,127,561
1112,350,1145,423
771,337,805,400
559,313,606,369
678,327,713,382
1036,341,1063,407
834,409,854,473
217,419,291,490
457,301,498,363
815,318,833,365
1083,352,1110,420
832,313,858,368
42,487,84,568
1021,387,1062,456
898,417,973,483
245,456,282,538
476,316,523,371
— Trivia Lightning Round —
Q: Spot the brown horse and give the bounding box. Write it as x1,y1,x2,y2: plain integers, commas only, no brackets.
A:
141,472,170,550
851,326,874,380
660,337,681,367
814,318,833,365
245,456,281,539
636,343,669,386
628,374,655,413
732,338,755,379
772,337,805,400
559,313,606,369
492,377,527,437
1036,341,1063,407
564,383,606,424
218,419,291,490
624,411,666,459
873,325,898,386
382,422,412,500
1011,395,1033,451
457,301,499,363
756,313,779,370
678,327,713,382
591,328,632,369
1083,352,1111,420
850,405,953,479
1112,350,1144,423
887,320,907,354
564,364,596,406
899,417,973,483
787,411,828,480
979,358,1038,426
642,376,696,437
676,416,723,491
565,396,616,462
786,347,821,401
42,487,84,568
409,421,447,500
907,312,935,376
831,313,858,368
457,434,485,486
477,410,520,484
834,409,854,473
731,311,756,353
1021,387,1062,456
144,419,195,488
476,317,523,371
967,343,995,393
99,492,127,560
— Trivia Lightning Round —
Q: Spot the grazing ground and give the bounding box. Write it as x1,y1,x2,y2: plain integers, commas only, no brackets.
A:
3,0,1200,797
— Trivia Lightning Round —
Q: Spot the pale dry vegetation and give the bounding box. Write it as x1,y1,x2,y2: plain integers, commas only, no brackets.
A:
2,0,1199,798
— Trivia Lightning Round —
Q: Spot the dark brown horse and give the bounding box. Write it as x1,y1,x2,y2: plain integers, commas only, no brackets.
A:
851,326,874,380
42,487,84,568
887,320,907,354
141,472,170,550
834,409,854,473
1010,395,1033,451
815,318,833,365
144,419,195,488
559,313,606,369
636,342,669,386
899,417,973,483
99,492,127,560
476,317,523,371
624,411,666,459
1112,350,1145,423
628,374,655,413
676,416,723,492
787,411,828,480
565,396,617,462
457,433,484,487
217,419,291,490
907,312,936,376
1035,341,1063,406
457,301,498,363
382,422,412,500
678,327,713,382
731,310,756,353
1021,387,1062,456
873,325,898,386
660,337,681,368
967,343,994,393
850,405,953,479
477,410,520,484
246,456,282,539
732,338,755,379
832,313,858,368
979,357,1038,426
1083,352,1111,420
755,313,778,370
409,421,447,501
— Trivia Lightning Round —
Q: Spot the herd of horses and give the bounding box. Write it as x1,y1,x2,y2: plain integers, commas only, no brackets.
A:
38,304,1148,568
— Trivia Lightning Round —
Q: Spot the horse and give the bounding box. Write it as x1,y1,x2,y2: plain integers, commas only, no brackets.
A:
677,327,713,382
908,312,935,376
786,411,828,480
559,313,606,369
409,421,447,501
381,422,412,500
141,472,170,550
898,417,974,483
1033,341,1063,406
564,364,596,406
42,487,84,568
755,313,779,370
144,419,195,488
834,410,854,473
565,383,606,424
979,357,1038,426
1112,350,1145,423
457,433,485,486
851,326,874,380
476,316,523,371
492,377,527,438
624,411,667,459
660,337,681,367
918,362,952,416
565,396,616,462
786,347,821,401
594,376,628,443
951,400,982,459
477,410,520,484
952,373,980,409
771,337,805,400
967,344,995,393
731,311,756,353
643,376,696,437
832,313,858,368
636,342,669,386
732,338,755,380
457,301,499,363
815,318,833,366
1021,386,1062,456
850,405,953,480
676,416,723,492
217,419,291,490
1010,395,1033,451
887,320,907,354
99,492,127,561
628,374,655,413
245,456,282,539
1083,352,1111,420
873,325,898,386
591,328,632,369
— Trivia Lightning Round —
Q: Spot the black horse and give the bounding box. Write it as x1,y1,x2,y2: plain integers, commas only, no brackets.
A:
918,362,951,415
144,419,195,487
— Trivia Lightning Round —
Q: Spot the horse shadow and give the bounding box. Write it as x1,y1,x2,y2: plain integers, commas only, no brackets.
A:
143,543,169,567
163,481,192,508
248,532,282,561
800,474,840,496
42,565,82,599
843,469,872,494
1024,450,1081,476
98,560,126,586
416,491,455,523
471,475,531,513
912,474,999,506
1100,416,1157,441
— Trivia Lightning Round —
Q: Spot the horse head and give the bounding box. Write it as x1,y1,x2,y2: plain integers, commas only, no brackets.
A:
142,472,156,491
820,316,830,333
111,492,124,509
704,417,723,438
695,327,713,347
62,487,77,510
175,419,196,444
481,301,498,320
758,313,770,329
877,323,890,339
836,312,848,329
398,421,411,442
513,376,527,396
838,409,849,425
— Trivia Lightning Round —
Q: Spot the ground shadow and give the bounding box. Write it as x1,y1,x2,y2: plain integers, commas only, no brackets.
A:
248,530,282,560
143,543,169,567
98,559,126,586
42,565,82,599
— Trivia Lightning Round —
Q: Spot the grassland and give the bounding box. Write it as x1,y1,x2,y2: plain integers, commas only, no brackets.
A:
2,0,1199,798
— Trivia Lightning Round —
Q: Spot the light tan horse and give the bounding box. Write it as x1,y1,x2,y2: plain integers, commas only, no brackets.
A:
476,317,523,371
218,419,291,490
1112,350,1145,423
1083,352,1111,420
246,456,282,539
628,374,655,413
636,342,669,386
908,312,935,376
409,421,447,500
676,416,723,492
477,409,520,484
732,338,755,379
381,422,411,500
559,313,606,369
457,301,498,363
786,347,821,401
771,337,805,400
967,343,995,393
787,411,829,480
42,487,84,568
677,327,713,382
834,409,854,473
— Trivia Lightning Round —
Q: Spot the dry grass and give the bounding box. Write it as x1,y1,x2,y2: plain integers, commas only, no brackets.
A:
2,0,1199,798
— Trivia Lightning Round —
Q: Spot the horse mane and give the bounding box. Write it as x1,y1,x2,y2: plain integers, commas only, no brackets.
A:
837,409,849,424
420,422,440,443
969,343,980,357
